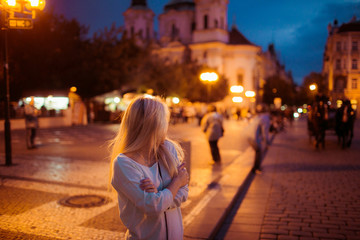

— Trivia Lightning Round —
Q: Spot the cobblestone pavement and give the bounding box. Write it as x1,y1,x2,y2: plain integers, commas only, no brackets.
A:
223,118,360,240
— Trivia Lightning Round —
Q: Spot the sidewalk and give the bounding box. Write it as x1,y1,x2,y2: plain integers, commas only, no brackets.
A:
221,118,360,240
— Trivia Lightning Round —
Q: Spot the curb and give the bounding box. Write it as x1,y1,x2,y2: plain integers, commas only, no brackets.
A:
184,146,255,239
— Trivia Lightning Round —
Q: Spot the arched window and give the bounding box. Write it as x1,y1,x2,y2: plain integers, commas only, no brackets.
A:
171,23,178,39
215,19,218,28
131,26,134,37
204,15,208,29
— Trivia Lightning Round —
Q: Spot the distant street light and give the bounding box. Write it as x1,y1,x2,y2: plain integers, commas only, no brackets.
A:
232,97,243,103
1,0,46,166
230,85,244,93
245,91,256,98
200,71,218,103
309,84,317,91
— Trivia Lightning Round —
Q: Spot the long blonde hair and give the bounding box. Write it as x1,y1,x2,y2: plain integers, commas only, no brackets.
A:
109,96,184,185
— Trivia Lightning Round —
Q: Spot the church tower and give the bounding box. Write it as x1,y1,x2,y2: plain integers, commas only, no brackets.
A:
193,0,229,43
123,0,155,41
158,0,195,45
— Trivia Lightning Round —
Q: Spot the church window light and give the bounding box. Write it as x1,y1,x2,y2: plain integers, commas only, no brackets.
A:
352,79,358,89
204,15,208,29
352,59,358,69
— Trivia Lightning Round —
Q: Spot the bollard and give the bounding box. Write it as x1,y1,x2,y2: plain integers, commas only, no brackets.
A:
179,140,191,179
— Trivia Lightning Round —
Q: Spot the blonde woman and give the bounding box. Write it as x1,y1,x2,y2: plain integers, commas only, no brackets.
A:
109,96,189,240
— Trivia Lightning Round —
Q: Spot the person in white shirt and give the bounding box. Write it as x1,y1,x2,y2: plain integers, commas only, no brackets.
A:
24,97,39,149
109,96,189,240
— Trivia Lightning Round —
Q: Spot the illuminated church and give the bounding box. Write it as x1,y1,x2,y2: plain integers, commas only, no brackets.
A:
123,0,286,106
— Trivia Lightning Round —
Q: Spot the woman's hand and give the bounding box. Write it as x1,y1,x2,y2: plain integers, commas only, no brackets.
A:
165,163,189,199
139,178,158,193
176,163,189,187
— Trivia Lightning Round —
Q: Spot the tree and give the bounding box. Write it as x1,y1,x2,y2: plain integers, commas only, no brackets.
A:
297,72,328,105
263,75,296,106
5,10,90,100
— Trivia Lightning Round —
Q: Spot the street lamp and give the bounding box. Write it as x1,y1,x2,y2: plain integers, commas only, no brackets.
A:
1,0,46,166
309,84,317,91
200,71,218,103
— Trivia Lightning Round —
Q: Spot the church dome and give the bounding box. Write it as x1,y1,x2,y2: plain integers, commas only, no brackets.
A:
130,0,149,10
164,0,195,12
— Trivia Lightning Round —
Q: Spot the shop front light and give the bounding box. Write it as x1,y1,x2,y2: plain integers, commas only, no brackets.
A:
114,97,120,104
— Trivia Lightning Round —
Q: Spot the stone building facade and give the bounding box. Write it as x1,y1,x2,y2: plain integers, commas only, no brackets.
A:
123,0,289,108
323,16,360,112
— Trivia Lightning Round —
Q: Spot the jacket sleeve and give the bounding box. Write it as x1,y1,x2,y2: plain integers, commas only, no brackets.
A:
166,141,189,209
111,157,173,216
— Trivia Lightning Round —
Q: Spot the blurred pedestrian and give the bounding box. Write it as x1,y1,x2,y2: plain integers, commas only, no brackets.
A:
201,105,224,163
336,99,356,148
311,95,329,149
109,96,189,240
246,115,264,173
24,97,39,149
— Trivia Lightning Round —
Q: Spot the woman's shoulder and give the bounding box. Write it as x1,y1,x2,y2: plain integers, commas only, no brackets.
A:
114,153,135,167
164,140,177,152
164,140,182,164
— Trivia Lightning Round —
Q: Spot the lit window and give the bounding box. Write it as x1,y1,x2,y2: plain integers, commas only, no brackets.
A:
352,79,358,89
352,41,358,51
352,59,358,69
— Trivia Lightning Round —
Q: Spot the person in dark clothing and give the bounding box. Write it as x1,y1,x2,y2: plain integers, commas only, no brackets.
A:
201,105,224,163
310,95,329,149
335,99,356,148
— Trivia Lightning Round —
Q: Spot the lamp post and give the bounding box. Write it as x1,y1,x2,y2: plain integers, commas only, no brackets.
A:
200,71,218,103
1,0,46,166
